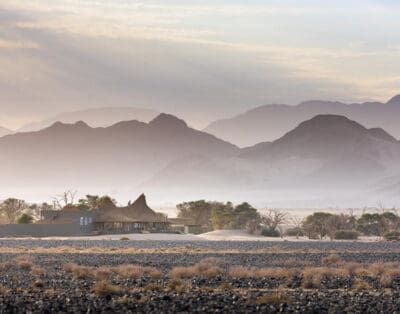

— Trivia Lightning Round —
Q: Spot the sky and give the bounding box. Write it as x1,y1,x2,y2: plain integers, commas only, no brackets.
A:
0,0,399,129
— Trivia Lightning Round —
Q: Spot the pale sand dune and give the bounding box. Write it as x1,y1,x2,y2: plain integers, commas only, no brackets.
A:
2,230,380,242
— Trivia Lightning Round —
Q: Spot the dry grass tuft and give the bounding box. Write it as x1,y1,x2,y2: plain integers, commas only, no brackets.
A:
0,285,9,294
95,267,113,281
321,254,341,267
115,264,161,280
167,279,189,293
143,283,163,292
94,281,124,296
169,260,224,279
18,260,33,270
31,267,45,278
227,266,299,280
0,261,13,271
369,263,385,276
64,263,94,280
352,278,372,291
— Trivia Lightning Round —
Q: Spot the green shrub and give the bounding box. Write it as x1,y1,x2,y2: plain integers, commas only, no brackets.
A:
384,231,400,241
16,214,34,224
261,228,280,237
285,227,304,237
334,230,359,240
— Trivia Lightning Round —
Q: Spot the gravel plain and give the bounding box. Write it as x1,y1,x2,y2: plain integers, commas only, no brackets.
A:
0,239,399,313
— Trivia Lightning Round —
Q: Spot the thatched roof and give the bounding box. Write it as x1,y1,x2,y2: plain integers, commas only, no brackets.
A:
94,194,166,223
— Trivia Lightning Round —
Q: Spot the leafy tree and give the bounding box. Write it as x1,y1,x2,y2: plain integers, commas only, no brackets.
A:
356,212,400,236
356,213,385,236
177,200,216,228
233,202,259,230
211,202,259,230
0,198,28,223
302,212,334,239
211,202,234,230
16,213,34,224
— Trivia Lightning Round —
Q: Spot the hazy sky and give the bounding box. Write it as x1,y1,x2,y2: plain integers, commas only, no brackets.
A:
0,0,399,129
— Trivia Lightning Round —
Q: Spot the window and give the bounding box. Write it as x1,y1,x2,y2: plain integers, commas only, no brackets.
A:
80,217,84,226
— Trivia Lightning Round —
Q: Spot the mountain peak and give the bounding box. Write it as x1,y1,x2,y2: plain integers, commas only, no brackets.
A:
149,113,188,129
387,95,400,105
300,114,360,129
47,120,90,130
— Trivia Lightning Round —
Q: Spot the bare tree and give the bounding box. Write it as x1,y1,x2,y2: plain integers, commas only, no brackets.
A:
52,190,77,210
290,215,304,239
0,198,28,223
260,209,288,236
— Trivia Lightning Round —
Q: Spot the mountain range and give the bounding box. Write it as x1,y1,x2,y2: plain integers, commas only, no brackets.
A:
204,95,400,147
17,107,160,132
2,111,400,207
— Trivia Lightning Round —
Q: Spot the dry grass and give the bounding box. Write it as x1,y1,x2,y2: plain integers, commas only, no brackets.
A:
16,255,34,270
0,286,10,294
352,278,372,291
95,267,113,280
321,254,341,267
227,266,299,279
94,281,124,297
64,263,94,280
31,267,45,278
18,260,33,270
115,265,161,280
169,259,225,279
0,261,13,271
143,283,163,292
167,279,189,293
369,263,386,276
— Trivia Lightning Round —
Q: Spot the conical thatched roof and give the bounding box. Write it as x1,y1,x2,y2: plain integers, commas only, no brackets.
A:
94,194,166,223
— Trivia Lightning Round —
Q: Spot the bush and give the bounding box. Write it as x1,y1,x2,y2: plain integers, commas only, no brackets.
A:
261,228,280,237
334,230,359,240
384,231,400,241
285,227,304,237
16,214,33,224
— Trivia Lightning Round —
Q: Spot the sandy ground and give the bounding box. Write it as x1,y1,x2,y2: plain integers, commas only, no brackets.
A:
0,230,381,242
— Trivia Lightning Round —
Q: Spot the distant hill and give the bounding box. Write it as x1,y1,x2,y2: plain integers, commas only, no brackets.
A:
18,107,160,132
146,114,400,206
0,126,12,138
4,112,400,207
240,115,400,185
204,95,400,147
0,113,238,189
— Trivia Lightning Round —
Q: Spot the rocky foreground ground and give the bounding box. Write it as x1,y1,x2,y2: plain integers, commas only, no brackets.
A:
0,239,400,313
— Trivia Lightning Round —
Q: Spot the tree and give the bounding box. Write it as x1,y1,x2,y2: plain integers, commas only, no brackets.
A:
177,200,216,228
356,213,385,236
356,212,400,236
233,202,259,230
16,213,34,224
0,198,28,223
210,202,259,231
302,212,333,239
28,202,54,221
289,216,304,239
52,190,77,209
211,202,234,230
260,210,288,236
